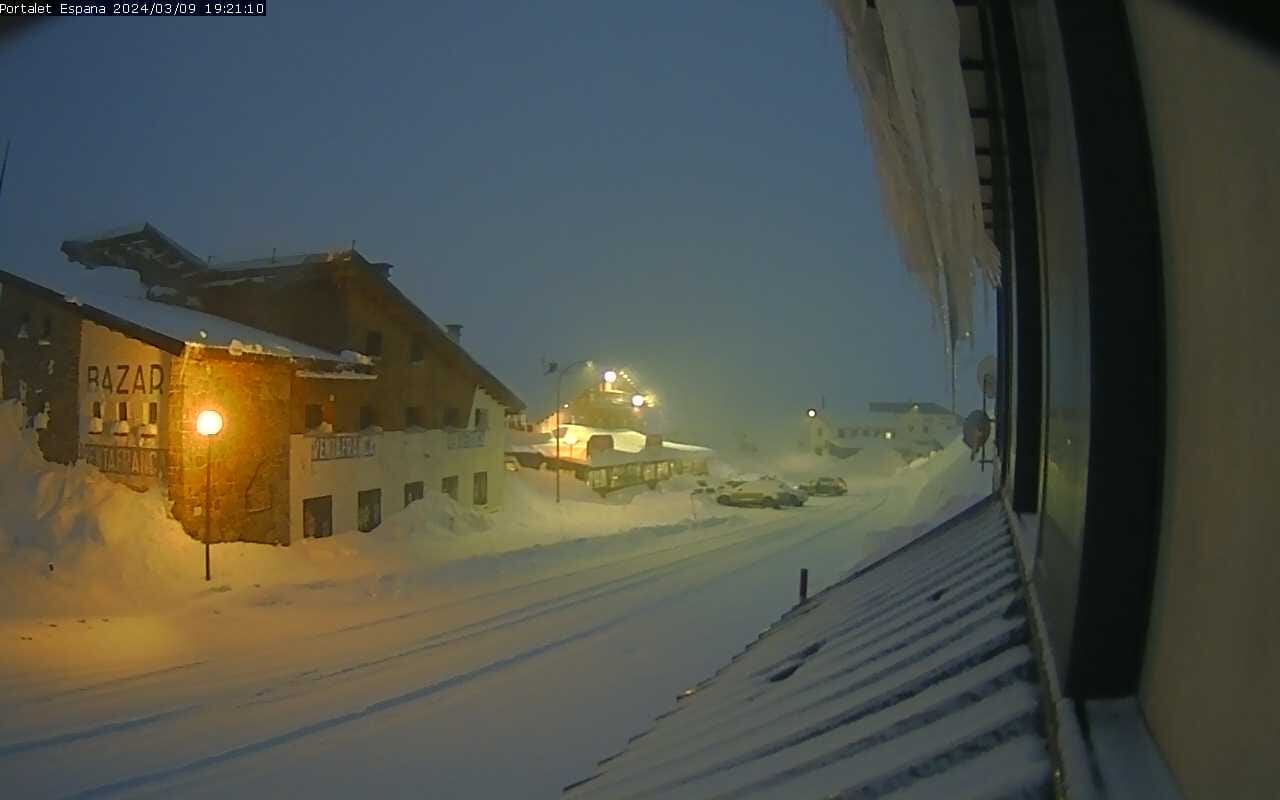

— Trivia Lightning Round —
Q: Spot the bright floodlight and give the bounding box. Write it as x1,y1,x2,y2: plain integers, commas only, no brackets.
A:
196,409,224,437
563,432,578,446
631,393,646,408
806,408,817,418
603,369,618,384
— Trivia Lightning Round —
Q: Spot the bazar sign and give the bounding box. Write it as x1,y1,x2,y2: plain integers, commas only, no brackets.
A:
81,443,168,478
310,434,377,461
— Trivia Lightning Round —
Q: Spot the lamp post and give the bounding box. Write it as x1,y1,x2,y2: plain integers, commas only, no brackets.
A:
195,408,224,581
545,359,593,503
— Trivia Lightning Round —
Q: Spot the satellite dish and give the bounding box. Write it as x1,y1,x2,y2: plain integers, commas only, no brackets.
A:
977,355,997,399
963,410,992,452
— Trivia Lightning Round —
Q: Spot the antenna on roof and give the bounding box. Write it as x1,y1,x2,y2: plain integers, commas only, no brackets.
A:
271,247,276,263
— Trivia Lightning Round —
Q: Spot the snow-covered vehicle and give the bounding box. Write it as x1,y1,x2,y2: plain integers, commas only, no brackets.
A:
801,476,848,496
716,479,806,509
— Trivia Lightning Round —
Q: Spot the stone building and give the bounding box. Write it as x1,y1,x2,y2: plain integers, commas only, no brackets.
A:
0,223,523,546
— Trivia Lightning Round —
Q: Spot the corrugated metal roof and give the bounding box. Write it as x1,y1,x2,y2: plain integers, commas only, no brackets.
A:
565,497,1053,799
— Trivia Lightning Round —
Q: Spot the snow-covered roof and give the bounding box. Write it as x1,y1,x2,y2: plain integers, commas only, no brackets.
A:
505,424,712,466
0,268,358,364
565,498,1053,798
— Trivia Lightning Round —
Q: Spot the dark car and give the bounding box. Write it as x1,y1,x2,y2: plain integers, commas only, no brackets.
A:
802,476,848,496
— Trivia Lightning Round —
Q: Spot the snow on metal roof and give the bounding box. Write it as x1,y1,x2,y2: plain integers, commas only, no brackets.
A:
565,498,1053,799
0,268,357,364
77,291,358,362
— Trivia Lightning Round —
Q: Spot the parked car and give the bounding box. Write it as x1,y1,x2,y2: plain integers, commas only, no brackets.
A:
503,455,521,472
801,476,848,496
716,478,806,509
760,475,807,506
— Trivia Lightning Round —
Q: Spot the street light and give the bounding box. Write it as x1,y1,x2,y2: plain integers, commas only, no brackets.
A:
806,408,818,418
603,369,618,385
545,359,592,503
631,393,646,408
195,409,223,581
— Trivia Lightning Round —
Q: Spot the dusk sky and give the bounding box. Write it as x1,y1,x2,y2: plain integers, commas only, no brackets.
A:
0,0,993,445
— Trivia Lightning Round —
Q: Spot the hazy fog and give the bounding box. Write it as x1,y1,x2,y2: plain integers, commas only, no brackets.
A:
0,0,995,448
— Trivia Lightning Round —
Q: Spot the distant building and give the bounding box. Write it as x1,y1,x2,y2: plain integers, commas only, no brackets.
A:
0,223,523,545
534,370,656,433
808,401,959,461
509,372,711,493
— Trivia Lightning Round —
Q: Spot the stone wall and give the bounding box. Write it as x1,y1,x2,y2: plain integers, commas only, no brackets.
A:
0,279,81,464
168,350,292,545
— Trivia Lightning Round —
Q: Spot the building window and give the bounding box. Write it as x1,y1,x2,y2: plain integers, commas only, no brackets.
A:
360,405,376,430
117,401,129,421
410,338,424,364
92,401,102,419
404,481,424,507
305,404,323,430
17,312,30,339
474,408,488,429
357,489,382,532
473,471,488,506
365,330,383,358
441,475,459,501
406,406,423,429
148,402,159,424
303,495,333,539
41,316,53,341
443,407,461,428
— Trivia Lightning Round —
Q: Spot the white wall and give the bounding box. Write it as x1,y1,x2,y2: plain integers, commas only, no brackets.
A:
1127,2,1280,796
77,320,173,486
287,386,507,541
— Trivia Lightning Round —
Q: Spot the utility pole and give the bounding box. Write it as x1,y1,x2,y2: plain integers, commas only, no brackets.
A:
546,359,591,503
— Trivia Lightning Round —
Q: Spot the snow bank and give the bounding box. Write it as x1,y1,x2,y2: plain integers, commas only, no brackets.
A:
0,401,203,617
0,402,734,619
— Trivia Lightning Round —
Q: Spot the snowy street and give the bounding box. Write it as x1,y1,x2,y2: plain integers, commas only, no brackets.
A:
0,482,972,799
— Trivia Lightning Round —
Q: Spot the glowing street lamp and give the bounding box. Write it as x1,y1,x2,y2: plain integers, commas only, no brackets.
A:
195,408,223,581
603,369,618,385
631,393,646,409
806,408,818,418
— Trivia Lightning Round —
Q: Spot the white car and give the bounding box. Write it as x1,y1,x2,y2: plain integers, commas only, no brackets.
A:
716,478,806,509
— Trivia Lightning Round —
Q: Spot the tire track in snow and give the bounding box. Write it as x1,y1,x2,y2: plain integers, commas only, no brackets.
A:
64,622,617,799
238,498,885,707
0,705,200,758
66,496,892,798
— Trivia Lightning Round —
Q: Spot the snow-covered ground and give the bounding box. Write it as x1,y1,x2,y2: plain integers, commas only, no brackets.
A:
0,401,990,798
